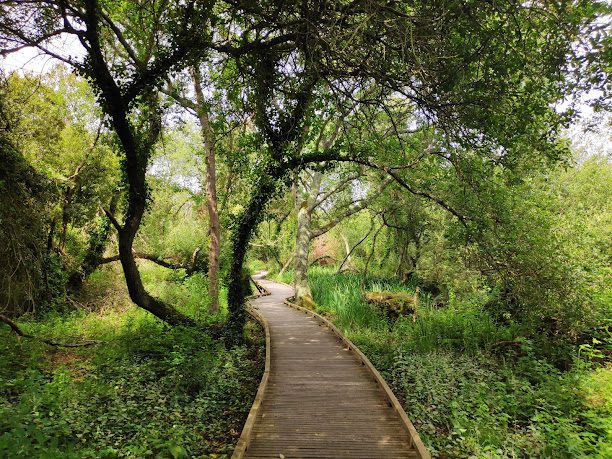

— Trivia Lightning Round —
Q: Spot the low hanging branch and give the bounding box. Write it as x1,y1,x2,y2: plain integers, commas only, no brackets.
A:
99,247,204,272
1,314,100,347
99,251,185,270
299,152,469,227
311,177,393,238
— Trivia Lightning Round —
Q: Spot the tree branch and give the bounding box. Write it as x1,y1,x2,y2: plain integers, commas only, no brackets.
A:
99,251,190,271
99,8,142,67
312,177,392,237
1,314,100,347
102,207,121,232
380,168,467,226
161,82,198,113
311,171,363,211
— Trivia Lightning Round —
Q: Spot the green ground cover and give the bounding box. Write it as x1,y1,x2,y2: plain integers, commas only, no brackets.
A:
0,265,263,458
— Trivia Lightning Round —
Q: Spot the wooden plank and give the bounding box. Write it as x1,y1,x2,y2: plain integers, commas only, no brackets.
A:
281,297,431,459
232,275,429,459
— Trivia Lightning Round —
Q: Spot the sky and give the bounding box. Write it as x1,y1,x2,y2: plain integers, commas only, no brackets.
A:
1,34,84,73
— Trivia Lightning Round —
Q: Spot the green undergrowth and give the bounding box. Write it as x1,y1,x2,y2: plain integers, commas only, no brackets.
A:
141,264,230,326
301,266,611,458
0,265,264,458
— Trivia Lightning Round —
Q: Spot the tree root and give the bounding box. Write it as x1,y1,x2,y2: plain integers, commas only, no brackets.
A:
0,314,100,347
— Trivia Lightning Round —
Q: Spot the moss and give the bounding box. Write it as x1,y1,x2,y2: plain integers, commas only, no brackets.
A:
297,294,318,312
364,291,417,316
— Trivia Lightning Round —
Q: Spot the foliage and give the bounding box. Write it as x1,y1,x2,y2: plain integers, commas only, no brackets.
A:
391,351,611,458
0,136,55,315
0,69,120,314
141,265,229,325
0,2,609,457
302,149,612,361
0,265,263,458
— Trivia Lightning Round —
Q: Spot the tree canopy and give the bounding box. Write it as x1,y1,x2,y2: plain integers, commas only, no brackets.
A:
1,0,609,335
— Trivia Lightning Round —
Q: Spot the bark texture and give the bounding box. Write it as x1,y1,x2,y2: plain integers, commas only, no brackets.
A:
192,67,221,314
294,172,322,305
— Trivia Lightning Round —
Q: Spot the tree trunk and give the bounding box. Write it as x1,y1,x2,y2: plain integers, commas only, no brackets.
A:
293,172,322,306
226,175,278,346
59,185,74,251
294,201,313,303
278,254,294,277
340,232,352,267
81,6,195,327
337,221,374,274
47,218,56,252
192,67,220,314
116,229,193,325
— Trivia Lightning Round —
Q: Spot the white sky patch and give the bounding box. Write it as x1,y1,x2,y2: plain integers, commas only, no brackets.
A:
1,35,85,74
566,112,611,161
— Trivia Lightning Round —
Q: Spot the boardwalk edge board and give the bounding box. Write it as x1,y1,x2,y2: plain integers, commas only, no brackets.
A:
232,279,272,459
277,282,431,459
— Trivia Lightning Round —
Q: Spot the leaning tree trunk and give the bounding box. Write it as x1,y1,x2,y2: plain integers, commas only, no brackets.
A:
81,7,195,327
192,67,220,314
112,110,195,326
116,227,193,325
226,175,278,345
225,154,333,343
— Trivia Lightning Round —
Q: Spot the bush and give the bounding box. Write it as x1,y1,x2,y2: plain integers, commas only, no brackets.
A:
0,138,57,316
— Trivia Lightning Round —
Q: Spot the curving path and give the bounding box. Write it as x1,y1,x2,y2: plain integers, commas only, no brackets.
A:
236,275,427,459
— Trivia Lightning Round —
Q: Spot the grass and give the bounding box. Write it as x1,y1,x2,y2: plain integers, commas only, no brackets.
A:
0,264,264,458
296,266,612,458
303,267,517,355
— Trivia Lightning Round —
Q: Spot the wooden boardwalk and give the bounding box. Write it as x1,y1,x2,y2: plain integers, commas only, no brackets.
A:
234,276,429,459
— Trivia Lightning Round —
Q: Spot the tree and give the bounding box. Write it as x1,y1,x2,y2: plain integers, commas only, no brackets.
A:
162,67,222,313
293,165,392,305
0,0,217,324
2,0,607,342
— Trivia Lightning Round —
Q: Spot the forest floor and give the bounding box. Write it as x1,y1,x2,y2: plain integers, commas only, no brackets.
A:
0,264,264,458
2,263,610,458
275,267,612,458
